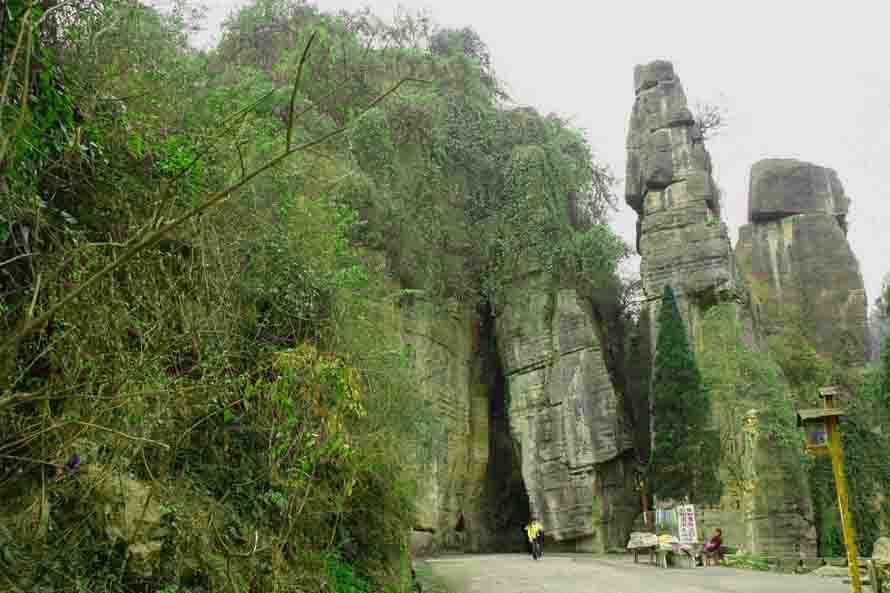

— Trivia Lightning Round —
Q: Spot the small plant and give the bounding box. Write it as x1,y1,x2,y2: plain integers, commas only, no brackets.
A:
723,552,772,571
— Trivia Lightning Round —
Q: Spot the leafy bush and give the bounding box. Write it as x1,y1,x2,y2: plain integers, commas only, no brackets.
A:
1,1,628,591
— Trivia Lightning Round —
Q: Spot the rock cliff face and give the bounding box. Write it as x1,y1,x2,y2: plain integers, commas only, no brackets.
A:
400,299,492,552
736,159,868,363
625,61,816,557
403,279,638,554
496,272,637,551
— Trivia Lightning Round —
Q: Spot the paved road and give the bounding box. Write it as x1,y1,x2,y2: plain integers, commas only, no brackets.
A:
421,554,851,593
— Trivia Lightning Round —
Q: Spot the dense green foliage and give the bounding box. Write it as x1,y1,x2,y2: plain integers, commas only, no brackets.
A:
698,303,803,504
0,0,628,590
769,318,890,558
649,286,720,503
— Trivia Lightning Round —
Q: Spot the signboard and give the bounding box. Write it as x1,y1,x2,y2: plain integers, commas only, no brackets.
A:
676,504,698,544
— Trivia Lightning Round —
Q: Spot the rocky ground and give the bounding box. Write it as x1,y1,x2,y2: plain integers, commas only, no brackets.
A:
417,554,851,593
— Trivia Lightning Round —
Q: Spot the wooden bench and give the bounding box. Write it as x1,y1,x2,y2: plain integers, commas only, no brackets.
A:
632,546,656,565
704,546,737,566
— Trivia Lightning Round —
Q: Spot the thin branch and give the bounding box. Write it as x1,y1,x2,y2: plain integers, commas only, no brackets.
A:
0,252,39,269
236,141,246,181
0,453,62,469
0,7,35,164
145,84,282,232
73,421,170,449
287,31,317,151
0,4,31,117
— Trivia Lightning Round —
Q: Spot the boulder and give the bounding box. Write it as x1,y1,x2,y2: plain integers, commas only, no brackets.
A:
410,530,435,558
634,60,675,93
625,60,737,332
397,297,489,551
748,159,849,225
873,537,890,593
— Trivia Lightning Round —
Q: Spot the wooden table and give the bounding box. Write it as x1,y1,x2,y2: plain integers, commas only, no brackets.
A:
631,546,657,565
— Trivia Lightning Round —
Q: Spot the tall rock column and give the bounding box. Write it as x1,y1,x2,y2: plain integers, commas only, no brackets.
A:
625,60,737,342
495,271,638,552
625,61,816,557
736,159,868,364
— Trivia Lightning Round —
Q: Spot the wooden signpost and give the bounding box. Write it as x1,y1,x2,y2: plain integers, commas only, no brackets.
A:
797,386,862,593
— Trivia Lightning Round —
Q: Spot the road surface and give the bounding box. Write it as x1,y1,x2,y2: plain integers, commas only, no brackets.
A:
419,554,851,593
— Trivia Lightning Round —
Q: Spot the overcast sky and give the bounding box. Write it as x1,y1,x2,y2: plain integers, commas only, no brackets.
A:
191,0,889,305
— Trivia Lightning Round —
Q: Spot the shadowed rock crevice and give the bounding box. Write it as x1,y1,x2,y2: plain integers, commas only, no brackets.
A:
478,308,532,552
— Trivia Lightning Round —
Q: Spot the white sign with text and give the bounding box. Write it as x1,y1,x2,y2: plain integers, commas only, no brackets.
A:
676,504,698,544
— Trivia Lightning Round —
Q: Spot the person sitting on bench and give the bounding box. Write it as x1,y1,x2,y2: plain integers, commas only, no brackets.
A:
703,528,723,565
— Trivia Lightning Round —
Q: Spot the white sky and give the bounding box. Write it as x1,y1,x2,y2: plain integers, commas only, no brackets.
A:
190,0,890,305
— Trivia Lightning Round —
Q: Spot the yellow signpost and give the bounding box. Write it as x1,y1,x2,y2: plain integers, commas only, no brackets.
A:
797,386,861,593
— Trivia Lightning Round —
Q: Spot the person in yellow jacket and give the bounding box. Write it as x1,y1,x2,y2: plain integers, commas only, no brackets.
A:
525,516,544,560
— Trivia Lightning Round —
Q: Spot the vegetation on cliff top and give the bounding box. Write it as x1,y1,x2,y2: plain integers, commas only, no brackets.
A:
0,0,627,590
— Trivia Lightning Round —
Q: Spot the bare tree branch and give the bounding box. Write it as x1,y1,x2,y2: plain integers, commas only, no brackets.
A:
694,101,727,140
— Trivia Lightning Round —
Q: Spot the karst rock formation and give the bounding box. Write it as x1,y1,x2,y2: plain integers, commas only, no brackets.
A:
625,60,817,556
736,158,868,363
407,59,868,559
626,60,738,331
496,270,638,551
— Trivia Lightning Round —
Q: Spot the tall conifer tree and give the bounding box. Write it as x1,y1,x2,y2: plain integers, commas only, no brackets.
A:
649,285,720,503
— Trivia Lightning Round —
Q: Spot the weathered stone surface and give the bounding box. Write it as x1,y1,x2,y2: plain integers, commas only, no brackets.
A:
84,465,165,577
749,159,850,227
399,298,490,552
742,411,818,557
495,271,636,550
409,530,435,558
625,61,815,558
625,61,736,336
736,162,868,363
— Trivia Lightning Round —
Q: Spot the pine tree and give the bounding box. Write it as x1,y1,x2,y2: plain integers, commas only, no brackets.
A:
649,285,720,503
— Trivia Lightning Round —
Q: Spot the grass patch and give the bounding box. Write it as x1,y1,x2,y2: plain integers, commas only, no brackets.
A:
723,553,772,571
